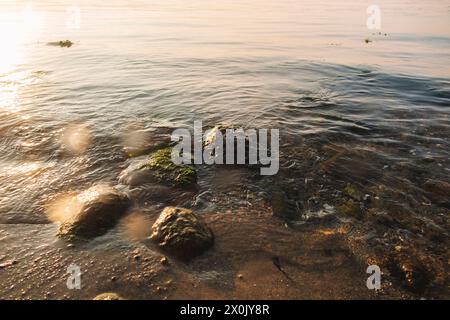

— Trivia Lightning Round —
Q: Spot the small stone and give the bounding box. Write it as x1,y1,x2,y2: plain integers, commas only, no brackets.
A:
156,286,166,292
93,292,124,300
0,259,17,269
160,257,168,265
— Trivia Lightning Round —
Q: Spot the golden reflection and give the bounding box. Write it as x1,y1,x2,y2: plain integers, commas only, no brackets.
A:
122,125,151,157
120,212,153,241
45,192,80,223
0,3,44,111
46,185,112,223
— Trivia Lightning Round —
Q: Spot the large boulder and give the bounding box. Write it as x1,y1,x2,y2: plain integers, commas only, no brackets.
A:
150,207,214,260
119,147,197,187
56,185,131,239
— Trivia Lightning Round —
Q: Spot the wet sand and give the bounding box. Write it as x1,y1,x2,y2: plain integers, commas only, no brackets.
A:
0,210,409,300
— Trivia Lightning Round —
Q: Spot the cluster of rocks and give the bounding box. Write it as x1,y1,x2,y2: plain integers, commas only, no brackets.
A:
50,129,449,297
54,145,214,261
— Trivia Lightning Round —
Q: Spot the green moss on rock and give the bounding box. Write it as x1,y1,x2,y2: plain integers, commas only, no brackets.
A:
336,199,362,219
343,184,364,201
124,147,196,187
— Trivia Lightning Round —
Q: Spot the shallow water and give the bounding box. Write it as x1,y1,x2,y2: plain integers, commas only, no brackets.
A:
0,0,449,299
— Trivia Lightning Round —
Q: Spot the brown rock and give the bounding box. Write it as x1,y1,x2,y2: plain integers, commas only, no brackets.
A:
150,207,214,261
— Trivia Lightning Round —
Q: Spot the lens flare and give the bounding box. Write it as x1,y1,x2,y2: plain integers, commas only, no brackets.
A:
62,124,92,154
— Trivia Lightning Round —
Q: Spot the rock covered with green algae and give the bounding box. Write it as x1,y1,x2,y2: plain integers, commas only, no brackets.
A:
336,199,363,219
150,207,214,261
119,147,197,187
57,185,131,240
343,184,364,201
93,292,124,300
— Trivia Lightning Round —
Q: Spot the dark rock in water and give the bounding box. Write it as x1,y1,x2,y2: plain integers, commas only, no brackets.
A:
301,204,337,223
150,207,214,260
387,254,431,294
270,190,298,220
423,179,450,208
203,125,262,166
57,185,131,240
93,292,124,300
343,184,364,201
119,147,197,187
47,40,73,47
336,199,363,219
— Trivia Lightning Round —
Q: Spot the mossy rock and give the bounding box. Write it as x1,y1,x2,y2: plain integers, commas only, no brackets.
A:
93,292,124,300
57,185,131,240
150,207,214,261
119,147,197,187
343,184,364,201
336,199,362,219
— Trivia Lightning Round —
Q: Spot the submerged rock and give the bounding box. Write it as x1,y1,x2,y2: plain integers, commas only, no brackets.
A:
47,40,73,48
119,147,197,187
336,199,363,219
202,125,261,166
423,179,450,208
387,254,431,294
150,207,214,260
301,204,337,223
343,184,364,201
57,185,131,240
93,292,124,300
270,190,298,220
